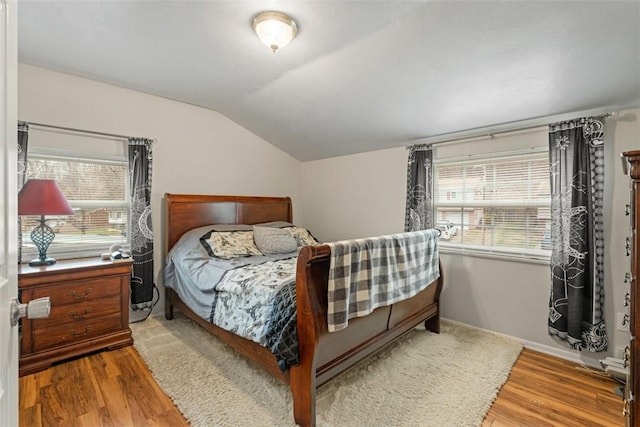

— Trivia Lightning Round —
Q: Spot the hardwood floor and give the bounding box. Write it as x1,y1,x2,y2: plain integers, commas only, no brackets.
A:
19,347,624,426
19,346,188,427
483,349,624,427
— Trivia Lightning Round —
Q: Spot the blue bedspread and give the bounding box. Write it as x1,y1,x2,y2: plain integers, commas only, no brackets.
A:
164,225,299,370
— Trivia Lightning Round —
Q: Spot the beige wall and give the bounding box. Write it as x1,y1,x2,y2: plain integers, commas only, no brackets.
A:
299,147,408,242
18,63,303,314
302,109,640,366
19,62,640,365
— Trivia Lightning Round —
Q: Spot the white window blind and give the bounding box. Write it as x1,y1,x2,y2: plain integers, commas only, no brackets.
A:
434,151,551,259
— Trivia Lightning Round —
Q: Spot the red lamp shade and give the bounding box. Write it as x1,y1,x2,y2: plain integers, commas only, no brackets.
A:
18,179,74,216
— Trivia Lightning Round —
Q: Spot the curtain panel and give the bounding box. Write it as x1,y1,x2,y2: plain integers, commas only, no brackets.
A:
405,145,433,232
18,123,29,264
128,138,155,310
548,116,606,352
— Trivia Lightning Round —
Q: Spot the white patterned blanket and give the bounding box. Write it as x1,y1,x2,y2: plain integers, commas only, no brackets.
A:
326,229,440,332
210,257,300,371
212,257,297,345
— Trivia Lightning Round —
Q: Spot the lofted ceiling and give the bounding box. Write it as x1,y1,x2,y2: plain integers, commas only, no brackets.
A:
18,1,640,161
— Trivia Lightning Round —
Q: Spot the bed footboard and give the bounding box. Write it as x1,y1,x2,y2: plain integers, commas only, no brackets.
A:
291,245,443,427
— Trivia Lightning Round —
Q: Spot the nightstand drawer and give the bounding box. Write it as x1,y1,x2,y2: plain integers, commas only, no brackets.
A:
19,258,133,376
32,313,124,352
34,294,121,328
31,276,121,306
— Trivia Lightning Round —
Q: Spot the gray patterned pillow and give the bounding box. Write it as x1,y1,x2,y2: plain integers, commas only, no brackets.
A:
253,226,297,254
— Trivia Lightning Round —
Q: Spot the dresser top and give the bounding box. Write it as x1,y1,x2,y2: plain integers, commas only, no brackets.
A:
19,257,133,277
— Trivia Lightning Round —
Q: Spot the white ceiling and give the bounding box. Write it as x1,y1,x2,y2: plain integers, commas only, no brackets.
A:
18,1,640,161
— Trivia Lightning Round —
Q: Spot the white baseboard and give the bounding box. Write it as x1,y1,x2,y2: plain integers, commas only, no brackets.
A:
521,340,602,369
441,317,603,369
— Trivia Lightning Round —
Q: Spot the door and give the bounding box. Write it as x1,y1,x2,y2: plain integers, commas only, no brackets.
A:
0,0,18,425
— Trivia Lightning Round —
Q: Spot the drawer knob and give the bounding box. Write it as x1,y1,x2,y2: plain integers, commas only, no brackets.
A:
624,346,631,368
622,313,630,328
69,308,92,319
69,326,92,338
69,288,93,300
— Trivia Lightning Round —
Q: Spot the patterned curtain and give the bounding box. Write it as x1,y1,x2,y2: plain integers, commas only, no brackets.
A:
128,138,155,310
405,145,433,232
548,116,606,352
18,122,29,264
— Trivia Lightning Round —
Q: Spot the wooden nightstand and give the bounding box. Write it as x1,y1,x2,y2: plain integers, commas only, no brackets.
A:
18,258,134,376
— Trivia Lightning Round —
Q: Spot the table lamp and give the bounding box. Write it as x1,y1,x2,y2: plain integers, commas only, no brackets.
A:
18,179,75,266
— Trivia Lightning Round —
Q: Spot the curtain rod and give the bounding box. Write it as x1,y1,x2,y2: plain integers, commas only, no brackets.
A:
425,125,548,149
19,120,153,142
407,108,617,149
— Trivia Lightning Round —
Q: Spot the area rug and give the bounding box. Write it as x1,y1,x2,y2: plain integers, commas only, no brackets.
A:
130,314,522,427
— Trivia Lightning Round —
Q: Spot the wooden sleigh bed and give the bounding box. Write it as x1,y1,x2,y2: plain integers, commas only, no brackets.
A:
163,193,444,426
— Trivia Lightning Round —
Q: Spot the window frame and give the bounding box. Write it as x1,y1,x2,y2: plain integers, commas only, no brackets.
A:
433,147,551,263
21,147,130,262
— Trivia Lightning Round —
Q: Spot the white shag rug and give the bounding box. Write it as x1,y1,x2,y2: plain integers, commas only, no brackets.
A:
130,314,522,427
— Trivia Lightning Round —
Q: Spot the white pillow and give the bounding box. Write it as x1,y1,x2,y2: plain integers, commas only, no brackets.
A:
253,226,297,254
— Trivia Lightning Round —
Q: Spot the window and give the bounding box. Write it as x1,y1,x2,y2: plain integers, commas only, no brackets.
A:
434,151,550,259
21,152,129,261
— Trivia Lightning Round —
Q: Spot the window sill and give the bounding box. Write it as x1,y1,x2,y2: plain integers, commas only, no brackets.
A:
438,243,551,266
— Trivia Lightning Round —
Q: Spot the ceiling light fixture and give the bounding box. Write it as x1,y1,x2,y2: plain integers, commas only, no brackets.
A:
252,11,298,53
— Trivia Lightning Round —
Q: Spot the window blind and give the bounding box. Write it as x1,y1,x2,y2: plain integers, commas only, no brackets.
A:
21,154,129,261
434,151,551,259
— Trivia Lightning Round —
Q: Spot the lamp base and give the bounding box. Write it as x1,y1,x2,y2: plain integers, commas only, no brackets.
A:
28,257,57,267
29,216,57,267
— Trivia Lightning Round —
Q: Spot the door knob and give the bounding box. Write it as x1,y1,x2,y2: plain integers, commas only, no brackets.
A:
10,297,51,326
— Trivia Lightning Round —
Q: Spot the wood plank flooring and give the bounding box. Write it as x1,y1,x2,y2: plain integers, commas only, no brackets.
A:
20,346,624,426
483,349,624,427
19,346,187,427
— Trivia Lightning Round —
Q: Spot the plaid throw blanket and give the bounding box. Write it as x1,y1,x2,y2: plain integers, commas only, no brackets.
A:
327,229,440,332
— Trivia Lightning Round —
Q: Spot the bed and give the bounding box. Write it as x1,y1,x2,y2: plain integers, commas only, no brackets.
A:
163,193,443,426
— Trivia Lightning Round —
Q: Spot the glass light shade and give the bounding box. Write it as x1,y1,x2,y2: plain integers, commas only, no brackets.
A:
253,12,298,53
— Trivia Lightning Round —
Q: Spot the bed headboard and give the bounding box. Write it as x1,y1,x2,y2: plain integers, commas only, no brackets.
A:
164,193,293,254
